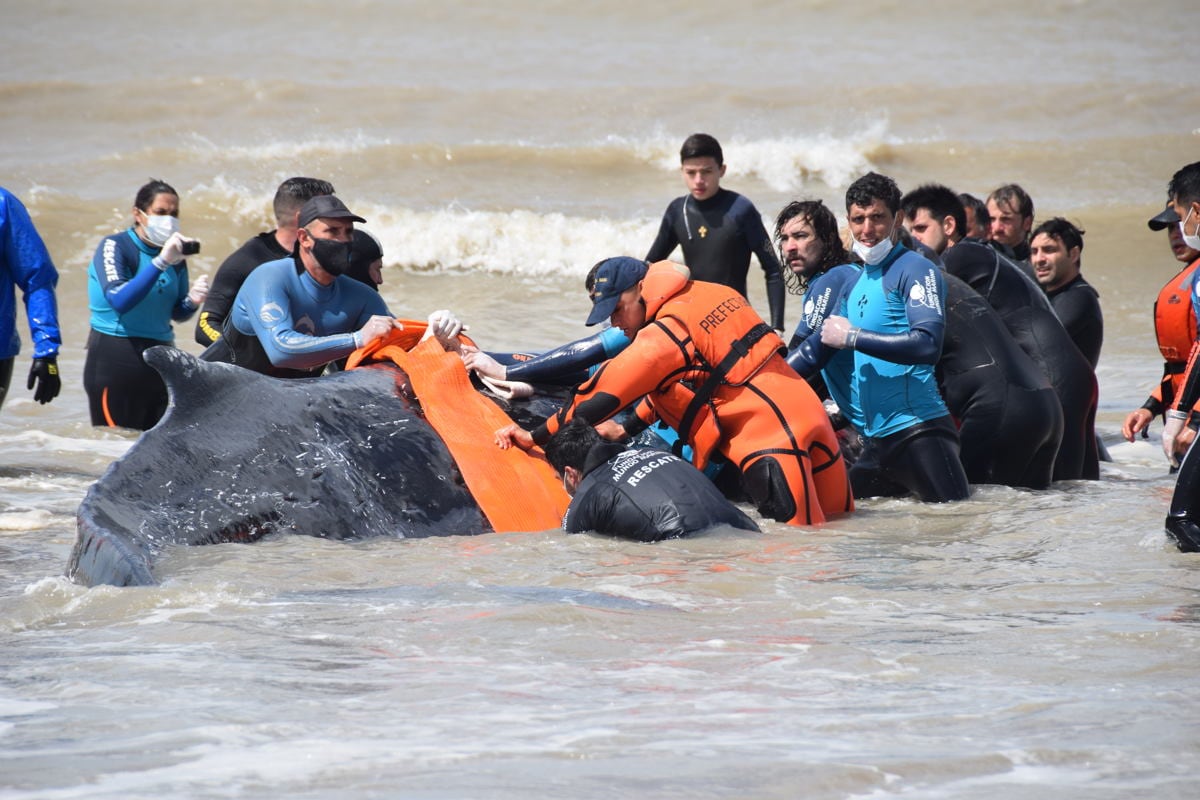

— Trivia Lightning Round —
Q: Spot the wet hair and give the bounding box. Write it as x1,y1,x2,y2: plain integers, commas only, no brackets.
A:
986,183,1034,221
773,199,847,295
273,177,336,227
585,259,604,292
900,184,967,242
680,133,723,166
958,192,990,233
845,172,902,214
1030,217,1085,254
1168,161,1200,207
543,418,601,476
134,179,178,211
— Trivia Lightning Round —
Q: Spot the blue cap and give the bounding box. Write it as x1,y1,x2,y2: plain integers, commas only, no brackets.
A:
586,257,649,326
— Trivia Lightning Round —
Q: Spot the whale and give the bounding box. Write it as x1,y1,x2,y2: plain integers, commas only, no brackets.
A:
67,346,568,588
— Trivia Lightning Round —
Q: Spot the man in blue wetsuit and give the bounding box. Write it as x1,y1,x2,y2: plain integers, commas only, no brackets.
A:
815,172,970,502
195,177,335,346
543,418,759,541
774,199,861,433
202,195,461,377
645,133,786,331
0,187,62,410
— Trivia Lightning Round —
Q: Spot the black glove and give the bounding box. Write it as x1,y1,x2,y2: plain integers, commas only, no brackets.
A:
27,356,61,404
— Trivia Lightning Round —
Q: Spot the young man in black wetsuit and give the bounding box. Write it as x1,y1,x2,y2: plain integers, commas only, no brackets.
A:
195,177,335,345
986,183,1035,262
543,419,759,541
645,133,786,331
1030,217,1104,369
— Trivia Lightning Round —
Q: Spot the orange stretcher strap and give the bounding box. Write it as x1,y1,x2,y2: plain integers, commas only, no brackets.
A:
347,323,569,533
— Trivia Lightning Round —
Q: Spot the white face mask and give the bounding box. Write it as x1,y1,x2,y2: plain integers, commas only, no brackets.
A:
1180,207,1200,251
851,224,895,266
141,212,179,247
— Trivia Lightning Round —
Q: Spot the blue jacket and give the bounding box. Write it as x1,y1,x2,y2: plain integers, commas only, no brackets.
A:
1,187,60,359
88,228,193,341
228,257,389,370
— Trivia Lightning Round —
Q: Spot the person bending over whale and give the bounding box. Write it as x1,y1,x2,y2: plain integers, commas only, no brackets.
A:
495,256,853,526
202,195,462,378
901,183,1098,481
544,419,759,541
809,173,970,503
195,177,334,346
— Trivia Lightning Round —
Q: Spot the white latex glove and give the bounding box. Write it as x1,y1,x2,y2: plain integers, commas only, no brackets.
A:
155,232,190,267
187,274,209,306
426,309,464,343
820,315,856,349
1163,410,1188,466
463,349,506,380
356,315,402,348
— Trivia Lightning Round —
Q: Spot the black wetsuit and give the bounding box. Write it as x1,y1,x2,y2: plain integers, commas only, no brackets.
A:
938,273,1063,489
563,441,760,541
1046,274,1104,369
942,238,1098,480
195,231,289,346
646,188,786,330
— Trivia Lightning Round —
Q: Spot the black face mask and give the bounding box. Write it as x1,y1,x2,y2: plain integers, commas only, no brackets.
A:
310,237,352,276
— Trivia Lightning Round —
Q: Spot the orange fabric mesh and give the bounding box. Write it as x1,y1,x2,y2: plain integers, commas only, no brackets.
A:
347,323,569,532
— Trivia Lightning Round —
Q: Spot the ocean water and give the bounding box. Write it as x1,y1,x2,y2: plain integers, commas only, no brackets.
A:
2,1,1200,797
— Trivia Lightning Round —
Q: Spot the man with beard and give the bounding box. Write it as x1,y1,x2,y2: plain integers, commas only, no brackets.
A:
900,183,1098,481
1030,217,1104,369
202,195,461,377
986,183,1035,261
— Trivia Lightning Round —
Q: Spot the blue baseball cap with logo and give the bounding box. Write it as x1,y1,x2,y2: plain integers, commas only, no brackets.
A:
586,257,649,326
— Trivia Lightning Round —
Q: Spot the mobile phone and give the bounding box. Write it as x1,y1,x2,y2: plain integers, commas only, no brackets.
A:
181,241,201,256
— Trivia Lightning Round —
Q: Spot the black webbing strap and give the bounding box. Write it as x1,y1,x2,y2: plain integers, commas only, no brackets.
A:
671,322,774,457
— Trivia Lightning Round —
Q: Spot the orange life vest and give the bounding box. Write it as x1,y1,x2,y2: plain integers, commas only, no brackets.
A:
642,260,784,389
1153,257,1200,363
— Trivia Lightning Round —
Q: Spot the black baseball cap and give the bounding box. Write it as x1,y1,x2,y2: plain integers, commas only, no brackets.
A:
1149,202,1180,232
586,257,649,326
298,195,366,228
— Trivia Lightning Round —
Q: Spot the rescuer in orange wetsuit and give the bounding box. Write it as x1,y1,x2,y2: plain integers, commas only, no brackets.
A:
495,257,853,526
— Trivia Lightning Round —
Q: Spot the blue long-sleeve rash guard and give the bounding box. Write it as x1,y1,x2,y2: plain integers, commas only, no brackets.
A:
843,244,949,438
228,257,390,371
490,326,630,385
1,188,60,359
785,263,862,428
88,228,192,341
